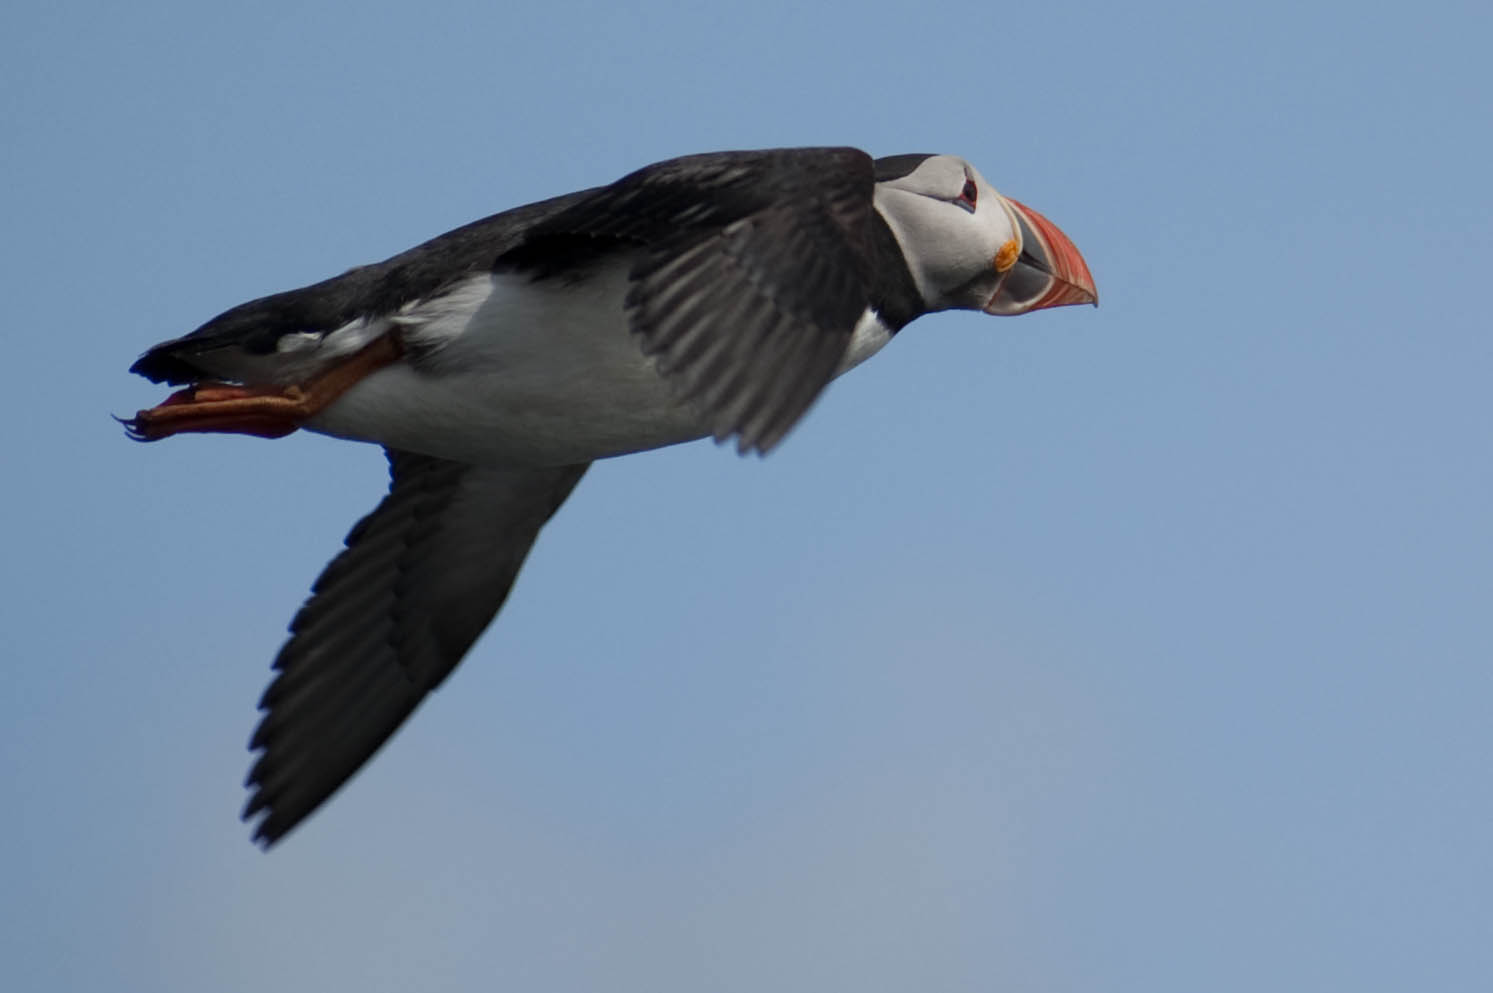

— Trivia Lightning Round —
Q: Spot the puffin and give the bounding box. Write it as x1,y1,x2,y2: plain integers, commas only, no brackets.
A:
126,147,1097,846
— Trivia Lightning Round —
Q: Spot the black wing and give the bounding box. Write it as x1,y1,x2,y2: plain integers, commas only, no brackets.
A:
242,451,588,846
500,147,880,452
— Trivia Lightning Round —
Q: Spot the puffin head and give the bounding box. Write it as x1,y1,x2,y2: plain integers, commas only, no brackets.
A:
872,154,1097,316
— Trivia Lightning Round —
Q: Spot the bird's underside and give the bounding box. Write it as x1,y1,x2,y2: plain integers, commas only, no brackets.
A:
126,146,1096,846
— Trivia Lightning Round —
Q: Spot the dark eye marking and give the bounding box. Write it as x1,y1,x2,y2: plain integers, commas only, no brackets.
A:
955,178,978,213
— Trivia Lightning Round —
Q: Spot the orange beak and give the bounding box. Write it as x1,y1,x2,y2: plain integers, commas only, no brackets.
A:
985,197,1098,314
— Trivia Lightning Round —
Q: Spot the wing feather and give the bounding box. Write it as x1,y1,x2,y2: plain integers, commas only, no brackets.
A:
242,451,588,846
500,148,879,452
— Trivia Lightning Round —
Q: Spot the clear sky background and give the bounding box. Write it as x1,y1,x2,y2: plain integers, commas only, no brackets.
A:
3,1,1490,990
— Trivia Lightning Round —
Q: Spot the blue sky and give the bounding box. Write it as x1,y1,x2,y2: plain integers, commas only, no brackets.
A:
3,1,1490,990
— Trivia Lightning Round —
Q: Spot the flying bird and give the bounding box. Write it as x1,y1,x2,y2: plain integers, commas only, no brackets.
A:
126,147,1097,846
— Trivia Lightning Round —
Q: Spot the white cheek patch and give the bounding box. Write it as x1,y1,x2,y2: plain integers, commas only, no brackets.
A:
874,166,1019,312
872,185,942,303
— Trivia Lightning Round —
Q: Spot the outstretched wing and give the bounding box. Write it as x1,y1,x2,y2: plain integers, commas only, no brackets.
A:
500,147,879,452
243,451,588,846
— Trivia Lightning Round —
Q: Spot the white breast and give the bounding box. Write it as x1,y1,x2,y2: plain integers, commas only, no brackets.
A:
308,267,711,466
308,268,896,467
837,309,894,374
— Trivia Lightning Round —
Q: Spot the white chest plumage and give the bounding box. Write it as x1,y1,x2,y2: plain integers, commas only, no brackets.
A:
307,266,894,467
307,267,692,465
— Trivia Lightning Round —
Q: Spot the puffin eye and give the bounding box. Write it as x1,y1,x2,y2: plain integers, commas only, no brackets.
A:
955,178,978,213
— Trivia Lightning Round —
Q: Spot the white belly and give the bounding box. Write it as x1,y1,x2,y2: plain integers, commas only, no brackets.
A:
305,266,896,466
308,267,709,466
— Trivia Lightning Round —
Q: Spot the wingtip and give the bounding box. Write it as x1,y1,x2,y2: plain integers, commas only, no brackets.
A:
247,819,278,850
241,789,284,849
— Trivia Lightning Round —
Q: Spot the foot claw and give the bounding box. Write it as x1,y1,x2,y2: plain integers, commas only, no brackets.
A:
114,412,151,442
